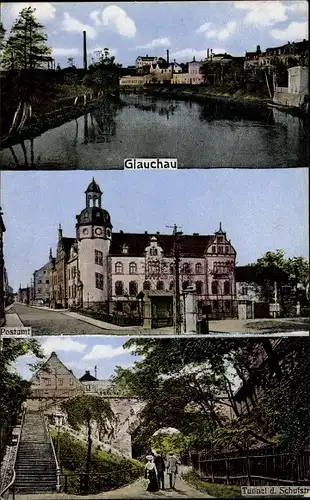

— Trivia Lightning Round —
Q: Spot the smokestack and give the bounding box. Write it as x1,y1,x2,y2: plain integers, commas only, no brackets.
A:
94,365,97,378
166,49,169,64
83,30,87,71
207,48,210,59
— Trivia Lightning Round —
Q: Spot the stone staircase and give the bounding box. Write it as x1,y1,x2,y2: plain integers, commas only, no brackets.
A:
14,410,57,494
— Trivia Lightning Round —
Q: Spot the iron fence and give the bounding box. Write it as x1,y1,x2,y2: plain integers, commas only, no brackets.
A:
191,448,310,486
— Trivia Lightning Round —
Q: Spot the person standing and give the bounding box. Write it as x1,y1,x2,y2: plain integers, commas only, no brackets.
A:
154,453,166,490
144,455,159,492
166,452,181,490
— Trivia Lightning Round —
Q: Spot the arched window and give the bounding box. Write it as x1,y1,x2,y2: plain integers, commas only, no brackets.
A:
115,281,123,296
115,262,123,274
224,281,230,295
169,281,174,290
129,262,137,274
129,281,138,296
143,281,151,291
211,281,218,295
170,263,174,275
195,263,202,274
182,281,190,290
157,281,164,291
150,247,158,256
196,281,203,295
182,262,190,274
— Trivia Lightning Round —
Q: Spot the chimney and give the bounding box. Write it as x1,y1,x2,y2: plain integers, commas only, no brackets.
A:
120,230,123,234
83,30,87,71
166,49,170,64
207,48,210,59
94,366,97,378
58,223,62,240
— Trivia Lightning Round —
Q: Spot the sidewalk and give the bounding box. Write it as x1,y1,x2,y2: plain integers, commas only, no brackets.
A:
5,304,24,327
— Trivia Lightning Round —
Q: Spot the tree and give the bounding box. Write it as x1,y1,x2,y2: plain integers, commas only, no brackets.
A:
0,338,44,457
61,395,115,493
113,338,308,457
252,250,309,315
1,6,52,70
67,57,76,68
0,21,5,52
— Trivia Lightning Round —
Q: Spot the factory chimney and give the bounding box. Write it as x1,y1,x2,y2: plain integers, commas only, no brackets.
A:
94,365,98,378
207,48,210,59
83,30,87,71
166,49,170,64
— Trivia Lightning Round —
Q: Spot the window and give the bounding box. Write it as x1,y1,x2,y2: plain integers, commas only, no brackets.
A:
225,246,230,254
37,288,41,294
224,300,230,310
58,378,63,386
116,301,123,312
95,249,103,266
169,281,174,290
72,267,77,279
73,285,76,298
213,300,218,310
122,244,129,255
157,281,164,291
212,246,216,253
129,281,138,296
107,229,111,238
196,281,203,295
38,280,42,284
69,287,71,299
182,262,190,274
143,281,151,291
170,263,174,274
70,378,74,386
148,261,160,275
130,302,137,311
224,281,230,295
115,281,124,296
195,263,202,274
95,273,104,290
46,279,49,284
129,262,137,274
182,281,190,290
218,246,223,254
218,236,224,243
68,269,70,280
211,281,218,295
241,286,248,296
115,262,123,274
150,247,158,256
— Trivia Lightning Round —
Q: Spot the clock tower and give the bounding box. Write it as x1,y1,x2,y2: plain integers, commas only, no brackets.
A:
76,179,112,310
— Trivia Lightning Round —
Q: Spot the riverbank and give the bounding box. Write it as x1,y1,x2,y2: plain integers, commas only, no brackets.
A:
0,90,120,151
123,85,308,118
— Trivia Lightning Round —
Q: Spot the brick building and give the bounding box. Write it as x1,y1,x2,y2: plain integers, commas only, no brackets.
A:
32,179,237,323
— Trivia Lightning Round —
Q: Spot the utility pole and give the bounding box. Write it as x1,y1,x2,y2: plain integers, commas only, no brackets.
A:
166,224,182,334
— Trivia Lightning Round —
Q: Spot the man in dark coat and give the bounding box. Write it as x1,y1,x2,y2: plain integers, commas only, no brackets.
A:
154,453,166,490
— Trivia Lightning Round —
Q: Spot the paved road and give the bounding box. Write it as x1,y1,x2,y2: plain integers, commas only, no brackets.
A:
6,304,113,335
14,469,212,499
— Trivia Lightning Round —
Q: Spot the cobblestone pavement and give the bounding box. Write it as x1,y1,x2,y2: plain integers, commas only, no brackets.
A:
14,469,212,499
6,304,112,335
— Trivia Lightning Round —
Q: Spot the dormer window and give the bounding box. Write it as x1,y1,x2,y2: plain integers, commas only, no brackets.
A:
150,248,158,256
122,244,129,255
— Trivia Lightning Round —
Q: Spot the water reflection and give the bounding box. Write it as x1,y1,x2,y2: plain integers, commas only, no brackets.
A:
0,93,308,169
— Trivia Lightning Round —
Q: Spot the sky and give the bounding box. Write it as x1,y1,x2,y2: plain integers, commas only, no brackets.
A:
1,168,308,291
1,1,308,67
12,335,139,380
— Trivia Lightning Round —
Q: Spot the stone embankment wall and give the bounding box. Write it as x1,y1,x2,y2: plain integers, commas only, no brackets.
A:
273,89,308,109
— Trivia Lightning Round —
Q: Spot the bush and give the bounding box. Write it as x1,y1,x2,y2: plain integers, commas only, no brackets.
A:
51,431,143,494
184,471,241,497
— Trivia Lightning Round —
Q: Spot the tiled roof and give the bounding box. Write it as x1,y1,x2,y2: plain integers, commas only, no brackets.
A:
110,232,214,257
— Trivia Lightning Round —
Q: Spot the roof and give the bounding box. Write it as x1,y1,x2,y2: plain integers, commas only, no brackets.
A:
110,232,214,257
137,56,156,60
235,265,258,282
60,236,76,254
0,211,6,232
85,178,102,194
79,370,98,382
147,290,174,297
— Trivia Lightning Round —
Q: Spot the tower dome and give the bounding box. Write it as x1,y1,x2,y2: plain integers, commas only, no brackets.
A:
76,178,112,231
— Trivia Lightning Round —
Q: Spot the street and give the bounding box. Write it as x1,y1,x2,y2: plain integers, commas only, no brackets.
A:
6,304,112,335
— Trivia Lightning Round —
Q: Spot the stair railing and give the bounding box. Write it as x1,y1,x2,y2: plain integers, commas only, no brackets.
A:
0,407,26,500
42,413,60,493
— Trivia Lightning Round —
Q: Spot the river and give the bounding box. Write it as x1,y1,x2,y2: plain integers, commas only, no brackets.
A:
0,93,308,169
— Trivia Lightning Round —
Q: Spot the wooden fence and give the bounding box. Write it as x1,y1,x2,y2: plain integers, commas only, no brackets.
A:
191,447,310,486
